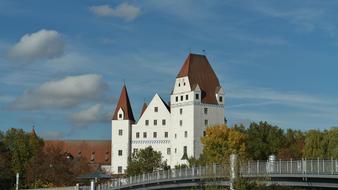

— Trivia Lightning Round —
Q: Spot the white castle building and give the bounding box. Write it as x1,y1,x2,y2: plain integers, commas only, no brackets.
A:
111,53,225,174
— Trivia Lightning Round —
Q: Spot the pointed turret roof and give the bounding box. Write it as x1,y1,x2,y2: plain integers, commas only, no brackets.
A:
139,102,147,118
177,53,221,104
31,126,37,138
112,85,135,121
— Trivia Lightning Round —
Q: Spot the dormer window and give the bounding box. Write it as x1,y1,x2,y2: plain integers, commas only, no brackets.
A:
91,152,95,161
219,96,223,102
154,107,158,112
119,114,122,118
105,152,109,161
195,94,199,100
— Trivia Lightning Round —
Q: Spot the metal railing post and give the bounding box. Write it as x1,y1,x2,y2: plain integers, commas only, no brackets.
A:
332,158,334,175
290,158,293,174
257,160,259,174
318,158,320,174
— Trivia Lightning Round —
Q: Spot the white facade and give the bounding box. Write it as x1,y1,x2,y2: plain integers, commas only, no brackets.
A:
111,54,225,174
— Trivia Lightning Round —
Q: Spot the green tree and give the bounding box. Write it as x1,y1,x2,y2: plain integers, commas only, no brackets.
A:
201,124,247,164
126,146,167,176
326,127,338,158
303,129,326,159
0,138,14,190
3,128,34,174
277,129,305,160
246,122,286,160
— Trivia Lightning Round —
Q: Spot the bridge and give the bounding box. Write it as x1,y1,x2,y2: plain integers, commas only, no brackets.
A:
98,158,338,190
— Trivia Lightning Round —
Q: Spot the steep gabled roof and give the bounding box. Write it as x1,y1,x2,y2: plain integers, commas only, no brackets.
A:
177,53,221,104
140,102,148,118
112,85,135,121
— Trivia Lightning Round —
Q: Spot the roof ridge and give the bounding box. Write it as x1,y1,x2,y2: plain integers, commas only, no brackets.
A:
112,85,135,121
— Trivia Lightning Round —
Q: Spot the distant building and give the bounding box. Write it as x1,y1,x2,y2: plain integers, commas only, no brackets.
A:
44,140,111,171
111,53,225,174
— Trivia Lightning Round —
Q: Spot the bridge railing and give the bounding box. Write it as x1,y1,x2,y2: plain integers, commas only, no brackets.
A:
110,164,229,188
240,159,338,176
107,159,338,189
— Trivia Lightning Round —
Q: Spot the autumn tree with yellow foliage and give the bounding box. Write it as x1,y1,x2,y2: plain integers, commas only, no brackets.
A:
201,124,248,164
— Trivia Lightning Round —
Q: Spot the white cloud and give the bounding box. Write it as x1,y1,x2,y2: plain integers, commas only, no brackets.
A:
8,29,65,62
10,74,109,110
70,104,110,126
89,3,141,21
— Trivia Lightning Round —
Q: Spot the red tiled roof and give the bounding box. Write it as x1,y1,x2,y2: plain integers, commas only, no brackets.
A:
176,53,221,104
112,85,135,121
140,102,147,118
44,140,111,165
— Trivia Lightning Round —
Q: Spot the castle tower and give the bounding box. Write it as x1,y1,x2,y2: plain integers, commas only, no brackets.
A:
111,85,135,174
170,53,225,166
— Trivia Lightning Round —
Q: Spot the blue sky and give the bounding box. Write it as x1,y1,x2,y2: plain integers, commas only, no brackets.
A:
0,0,338,139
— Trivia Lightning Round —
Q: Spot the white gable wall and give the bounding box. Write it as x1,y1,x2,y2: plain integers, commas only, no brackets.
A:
132,94,172,164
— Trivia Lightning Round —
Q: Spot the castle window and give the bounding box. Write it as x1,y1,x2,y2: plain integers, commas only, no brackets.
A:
204,108,208,114
154,119,157,126
175,148,177,153
178,83,181,87
180,108,183,115
154,107,158,112
175,133,177,138
119,113,122,119
186,94,188,100
153,132,157,138
175,96,178,102
143,132,147,138
183,146,187,154
118,129,123,136
179,120,183,126
118,150,122,156
164,132,168,138
105,152,109,161
162,119,166,125
91,152,95,161
145,120,149,126
181,96,183,101
183,82,186,86
167,148,171,155
118,166,122,174
204,120,208,126
195,94,199,100
184,131,188,138
219,96,223,102
136,132,140,138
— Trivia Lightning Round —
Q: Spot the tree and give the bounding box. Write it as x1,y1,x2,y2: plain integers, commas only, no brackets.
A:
25,143,92,188
303,130,326,159
0,139,14,190
326,127,338,158
126,146,167,176
246,122,286,160
201,124,247,164
277,129,305,160
2,128,33,174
